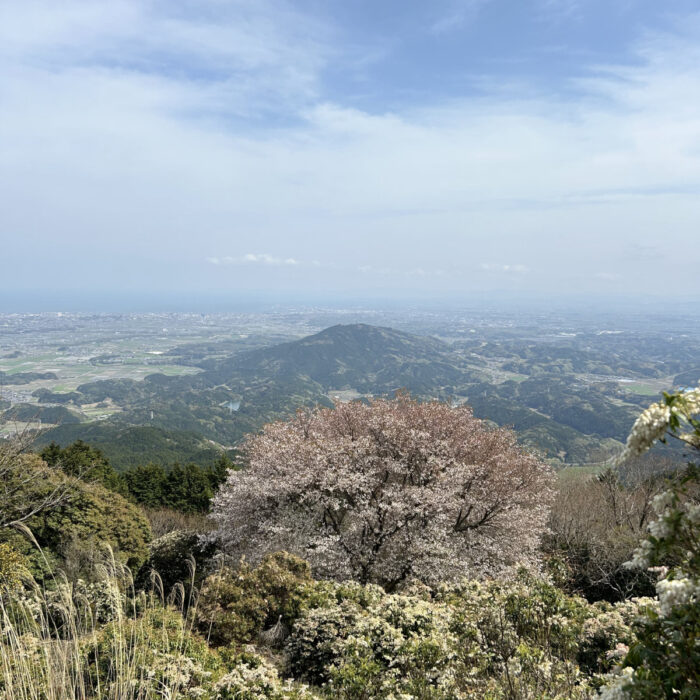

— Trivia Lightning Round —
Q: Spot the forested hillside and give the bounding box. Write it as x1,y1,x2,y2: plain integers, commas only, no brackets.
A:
35,323,690,466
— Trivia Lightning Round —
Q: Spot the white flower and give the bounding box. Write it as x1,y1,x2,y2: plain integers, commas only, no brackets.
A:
656,577,700,617
624,540,653,570
617,402,670,463
605,643,629,661
647,517,671,539
615,385,700,465
598,667,635,700
651,491,674,514
677,387,700,416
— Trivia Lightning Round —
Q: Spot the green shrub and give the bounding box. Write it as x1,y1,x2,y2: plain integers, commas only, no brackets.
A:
43,481,152,571
89,606,222,696
196,552,312,647
213,649,317,699
136,529,217,596
0,468,151,581
0,542,27,591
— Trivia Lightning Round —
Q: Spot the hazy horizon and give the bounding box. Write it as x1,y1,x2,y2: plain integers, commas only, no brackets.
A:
2,289,699,316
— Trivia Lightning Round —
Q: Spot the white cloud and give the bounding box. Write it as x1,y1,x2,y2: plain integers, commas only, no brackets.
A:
481,264,530,274
207,254,300,266
0,0,331,119
0,4,699,296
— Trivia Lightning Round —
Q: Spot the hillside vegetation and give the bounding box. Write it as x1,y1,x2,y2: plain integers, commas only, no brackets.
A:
1,386,698,698
34,323,685,466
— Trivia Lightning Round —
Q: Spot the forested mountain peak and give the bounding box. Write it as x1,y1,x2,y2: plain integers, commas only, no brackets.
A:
211,323,460,390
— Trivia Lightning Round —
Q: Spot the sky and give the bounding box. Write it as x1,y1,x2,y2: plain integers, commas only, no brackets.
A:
1,0,700,309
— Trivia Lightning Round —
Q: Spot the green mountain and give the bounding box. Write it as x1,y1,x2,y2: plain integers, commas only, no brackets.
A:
37,323,638,465
206,324,472,394
34,425,223,471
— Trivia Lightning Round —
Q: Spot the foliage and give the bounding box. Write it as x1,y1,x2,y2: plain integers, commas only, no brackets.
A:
545,457,675,602
36,424,225,471
0,542,27,591
0,557,223,699
284,570,649,699
213,396,555,589
0,435,72,530
0,466,151,580
122,456,233,513
90,606,222,697
163,462,215,513
41,439,124,492
196,552,313,647
137,529,217,596
2,402,82,424
0,545,661,700
40,439,234,514
599,387,700,698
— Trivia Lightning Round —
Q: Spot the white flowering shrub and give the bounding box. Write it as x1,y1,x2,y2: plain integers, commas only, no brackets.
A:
578,599,654,674
616,387,700,464
286,571,639,699
214,649,317,699
599,387,700,699
90,606,221,697
1,545,655,699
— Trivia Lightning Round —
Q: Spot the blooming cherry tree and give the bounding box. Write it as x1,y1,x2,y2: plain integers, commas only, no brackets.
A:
212,396,555,588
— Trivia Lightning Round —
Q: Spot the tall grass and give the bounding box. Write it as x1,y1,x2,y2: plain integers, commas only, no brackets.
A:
0,535,205,700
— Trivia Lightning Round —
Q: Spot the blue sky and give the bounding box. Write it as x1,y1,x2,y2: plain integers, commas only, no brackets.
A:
1,0,699,306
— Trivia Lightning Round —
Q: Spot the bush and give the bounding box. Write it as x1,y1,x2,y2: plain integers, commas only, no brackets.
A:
90,606,221,696
285,571,638,699
0,542,27,591
196,552,312,647
213,649,317,699
599,387,700,698
0,472,151,582
136,529,217,597
45,481,151,571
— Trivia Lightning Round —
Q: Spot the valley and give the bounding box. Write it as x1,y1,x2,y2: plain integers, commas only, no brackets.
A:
2,307,697,469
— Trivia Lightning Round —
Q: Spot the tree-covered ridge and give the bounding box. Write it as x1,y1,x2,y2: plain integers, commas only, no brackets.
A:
40,439,233,513
34,323,689,466
35,425,226,470
0,370,59,385
2,402,82,425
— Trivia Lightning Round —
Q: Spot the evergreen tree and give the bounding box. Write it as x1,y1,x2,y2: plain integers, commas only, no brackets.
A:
41,440,124,493
122,463,168,508
165,462,213,513
206,453,236,490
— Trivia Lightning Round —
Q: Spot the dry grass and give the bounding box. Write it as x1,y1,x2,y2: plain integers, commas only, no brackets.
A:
141,507,214,539
0,536,205,700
